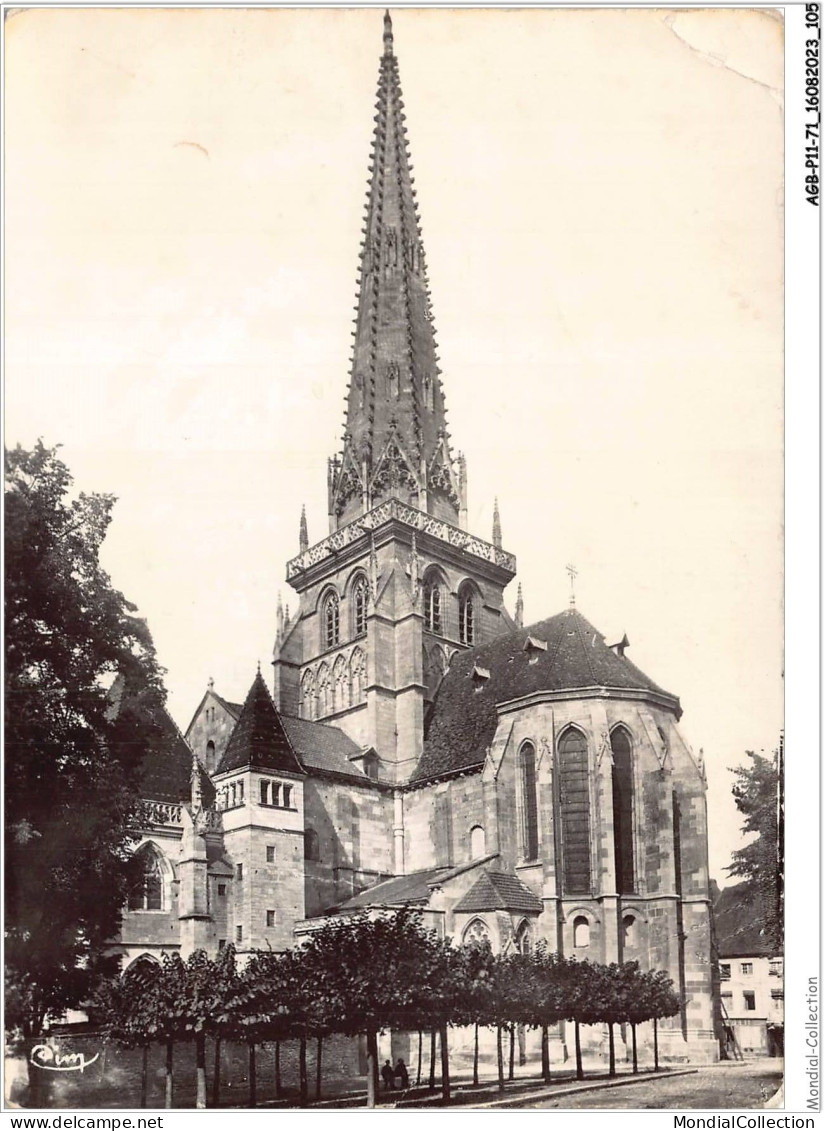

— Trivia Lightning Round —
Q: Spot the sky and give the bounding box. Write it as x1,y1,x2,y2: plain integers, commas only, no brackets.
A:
5,7,784,882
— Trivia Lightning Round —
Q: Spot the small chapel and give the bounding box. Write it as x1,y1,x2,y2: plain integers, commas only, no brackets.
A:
116,13,717,1064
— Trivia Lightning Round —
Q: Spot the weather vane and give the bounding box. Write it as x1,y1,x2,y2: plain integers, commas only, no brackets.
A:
565,563,578,608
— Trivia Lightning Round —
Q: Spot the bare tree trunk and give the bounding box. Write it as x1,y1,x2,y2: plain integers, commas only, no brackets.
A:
653,1017,659,1071
574,1021,583,1081
416,1030,422,1086
508,1024,515,1080
496,1025,504,1092
249,1040,257,1108
366,1029,378,1109
439,1024,451,1104
165,1040,174,1109
299,1036,308,1107
541,1025,550,1083
316,1036,323,1102
211,1037,221,1107
473,1023,480,1086
275,1040,282,1097
195,1033,207,1109
428,1030,437,1090
631,1023,638,1074
141,1043,149,1109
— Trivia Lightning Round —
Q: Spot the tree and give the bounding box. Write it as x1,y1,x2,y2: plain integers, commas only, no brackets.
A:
5,442,165,1039
728,746,783,951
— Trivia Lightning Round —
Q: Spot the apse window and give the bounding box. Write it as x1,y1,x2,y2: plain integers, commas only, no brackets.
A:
573,915,590,948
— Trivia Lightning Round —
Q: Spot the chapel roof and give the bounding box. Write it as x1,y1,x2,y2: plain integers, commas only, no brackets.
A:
215,670,305,776
280,714,380,786
412,608,679,784
453,870,543,914
324,854,499,914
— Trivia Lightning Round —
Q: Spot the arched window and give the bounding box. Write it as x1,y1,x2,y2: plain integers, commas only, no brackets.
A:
304,828,320,862
423,575,442,634
333,654,347,713
516,920,532,955
300,669,316,721
458,585,476,645
573,915,590,948
350,648,365,704
462,918,491,948
469,824,486,858
317,664,331,717
128,846,163,911
205,739,216,773
353,575,369,638
559,728,591,895
423,642,446,701
323,592,340,649
622,914,638,948
519,741,539,862
611,726,635,894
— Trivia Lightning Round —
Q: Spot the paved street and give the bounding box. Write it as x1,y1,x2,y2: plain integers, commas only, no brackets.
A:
520,1061,783,1110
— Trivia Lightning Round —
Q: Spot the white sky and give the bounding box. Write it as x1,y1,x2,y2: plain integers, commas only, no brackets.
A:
5,7,784,883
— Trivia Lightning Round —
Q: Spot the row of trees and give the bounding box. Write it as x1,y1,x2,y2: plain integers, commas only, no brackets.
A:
94,910,680,1109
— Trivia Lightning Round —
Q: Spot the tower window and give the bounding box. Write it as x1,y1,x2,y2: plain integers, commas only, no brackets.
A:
260,781,269,805
266,910,276,928
353,575,369,638
423,578,442,634
323,592,340,648
236,863,243,881
458,587,475,645
236,925,243,943
266,845,275,863
282,784,293,809
519,742,539,861
469,824,486,858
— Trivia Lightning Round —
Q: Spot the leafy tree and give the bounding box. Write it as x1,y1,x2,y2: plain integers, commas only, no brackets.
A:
525,945,571,1083
728,746,783,952
5,442,165,1037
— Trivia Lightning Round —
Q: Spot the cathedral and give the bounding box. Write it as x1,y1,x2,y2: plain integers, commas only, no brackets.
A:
117,12,717,1065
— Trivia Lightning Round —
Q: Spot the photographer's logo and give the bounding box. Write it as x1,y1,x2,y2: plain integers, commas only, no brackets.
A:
30,1044,100,1073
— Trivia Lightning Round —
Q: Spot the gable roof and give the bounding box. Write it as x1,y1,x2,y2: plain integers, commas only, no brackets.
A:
324,854,500,915
183,688,242,739
216,671,305,776
412,608,679,785
714,881,779,958
280,715,380,786
453,870,543,914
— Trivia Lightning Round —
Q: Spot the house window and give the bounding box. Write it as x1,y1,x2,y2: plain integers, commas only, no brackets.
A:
236,925,243,943
218,939,226,951
353,575,369,637
304,828,320,862
218,884,226,896
519,742,539,861
720,964,731,980
266,910,276,928
128,847,163,911
771,989,783,1000
559,728,591,895
469,824,486,858
260,781,269,805
769,960,782,976
743,992,756,1011
610,726,635,894
741,962,753,975
423,577,442,634
236,863,243,881
458,587,475,645
323,592,340,648
266,845,275,863
720,991,732,1000
573,915,590,948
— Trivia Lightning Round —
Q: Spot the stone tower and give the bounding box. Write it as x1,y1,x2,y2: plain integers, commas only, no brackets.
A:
272,13,516,782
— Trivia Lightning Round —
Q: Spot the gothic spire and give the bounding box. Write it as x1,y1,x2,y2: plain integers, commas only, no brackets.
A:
329,12,460,529
515,583,524,628
299,504,308,552
492,498,502,549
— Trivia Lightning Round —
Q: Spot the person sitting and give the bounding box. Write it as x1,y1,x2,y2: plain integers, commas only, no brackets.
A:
394,1058,409,1089
381,1060,395,1090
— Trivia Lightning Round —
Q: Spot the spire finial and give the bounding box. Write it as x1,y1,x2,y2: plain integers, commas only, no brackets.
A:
566,563,578,609
492,497,502,549
383,10,394,56
207,675,214,692
190,749,203,812
299,504,308,552
515,583,524,628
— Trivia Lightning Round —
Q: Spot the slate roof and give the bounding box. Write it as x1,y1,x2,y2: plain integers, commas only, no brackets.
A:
453,870,543,914
714,882,778,958
280,715,379,785
216,671,305,776
412,608,679,785
325,855,500,914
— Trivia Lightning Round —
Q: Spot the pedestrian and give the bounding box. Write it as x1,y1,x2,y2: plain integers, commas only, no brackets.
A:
381,1060,395,1090
395,1058,409,1089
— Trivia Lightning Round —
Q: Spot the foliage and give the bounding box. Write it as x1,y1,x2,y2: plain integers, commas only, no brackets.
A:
5,442,166,1036
727,746,783,951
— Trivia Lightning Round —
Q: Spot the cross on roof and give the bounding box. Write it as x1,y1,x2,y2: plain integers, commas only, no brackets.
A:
566,563,578,608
